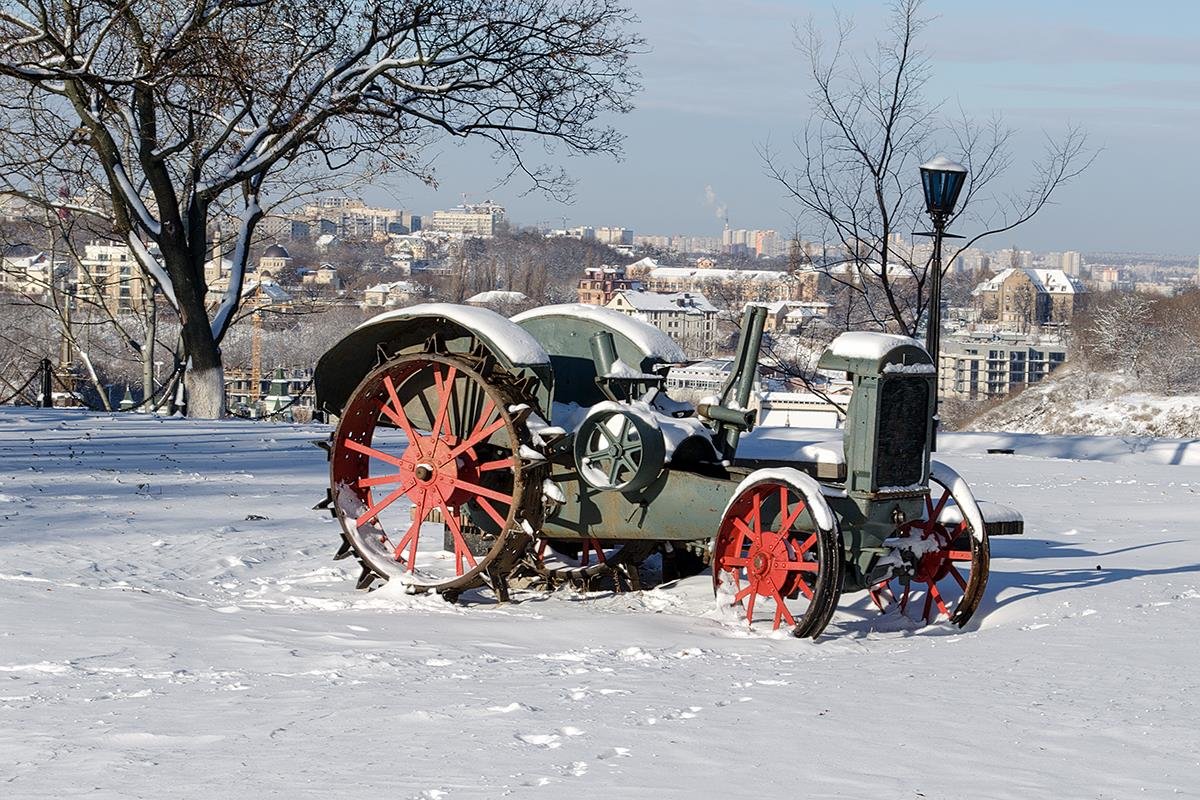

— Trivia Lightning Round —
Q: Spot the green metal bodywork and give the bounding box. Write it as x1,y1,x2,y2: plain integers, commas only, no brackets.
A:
322,303,946,594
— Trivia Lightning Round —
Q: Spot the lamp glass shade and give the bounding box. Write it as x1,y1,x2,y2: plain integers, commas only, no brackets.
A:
919,156,968,217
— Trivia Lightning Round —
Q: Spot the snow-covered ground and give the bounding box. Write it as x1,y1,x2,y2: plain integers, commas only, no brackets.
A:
2,409,1198,798
965,368,1200,440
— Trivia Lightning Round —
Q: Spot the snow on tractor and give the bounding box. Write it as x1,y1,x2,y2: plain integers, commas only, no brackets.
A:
313,302,1021,638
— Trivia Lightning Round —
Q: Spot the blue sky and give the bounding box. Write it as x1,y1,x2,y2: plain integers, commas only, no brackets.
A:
365,0,1200,254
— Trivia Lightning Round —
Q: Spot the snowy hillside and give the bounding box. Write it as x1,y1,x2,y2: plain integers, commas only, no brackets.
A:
1,409,1198,798
963,367,1200,438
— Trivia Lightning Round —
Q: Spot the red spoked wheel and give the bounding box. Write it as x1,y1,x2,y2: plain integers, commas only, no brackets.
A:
711,478,842,638
330,353,544,595
868,475,990,627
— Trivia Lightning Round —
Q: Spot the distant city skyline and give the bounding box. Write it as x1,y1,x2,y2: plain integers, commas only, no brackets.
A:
359,0,1200,255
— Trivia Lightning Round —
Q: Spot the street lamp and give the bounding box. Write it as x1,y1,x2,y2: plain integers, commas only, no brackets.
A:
918,155,967,449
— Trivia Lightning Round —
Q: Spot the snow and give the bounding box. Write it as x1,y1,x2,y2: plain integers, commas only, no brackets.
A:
603,359,659,380
1,408,1199,797
826,331,926,362
359,303,550,366
512,304,687,364
737,427,845,467
466,290,528,305
882,361,936,375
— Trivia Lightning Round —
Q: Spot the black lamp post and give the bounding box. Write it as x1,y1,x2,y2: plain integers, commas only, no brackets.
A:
918,155,967,448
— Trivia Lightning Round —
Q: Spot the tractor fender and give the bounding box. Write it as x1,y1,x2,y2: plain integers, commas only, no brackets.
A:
930,459,987,542
314,303,553,417
723,467,839,535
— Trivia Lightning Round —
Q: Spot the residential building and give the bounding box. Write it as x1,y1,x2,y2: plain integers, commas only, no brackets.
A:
577,264,644,305
760,300,832,333
605,289,718,357
427,201,505,237
0,251,63,295
629,259,826,305
594,226,633,246
362,280,423,308
1060,251,1083,276
973,267,1087,331
75,241,149,313
299,197,418,240
259,214,311,241
938,334,1068,399
722,228,784,258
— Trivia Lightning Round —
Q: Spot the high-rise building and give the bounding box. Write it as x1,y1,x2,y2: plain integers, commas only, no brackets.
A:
75,241,149,313
1060,251,1082,276
299,197,417,240
427,201,506,237
595,226,634,246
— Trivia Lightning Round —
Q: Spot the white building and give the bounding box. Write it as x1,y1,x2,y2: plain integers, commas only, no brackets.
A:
362,281,423,308
427,201,505,237
595,226,634,246
605,289,719,357
0,251,62,294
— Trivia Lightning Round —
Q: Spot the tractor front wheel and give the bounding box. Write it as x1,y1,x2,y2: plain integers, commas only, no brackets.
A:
711,475,843,638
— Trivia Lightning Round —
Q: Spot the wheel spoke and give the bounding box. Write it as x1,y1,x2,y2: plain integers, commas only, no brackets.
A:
733,584,755,604
355,480,416,527
929,582,950,618
784,561,819,572
922,588,935,624
357,471,411,489
772,590,796,629
477,457,516,473
949,563,968,590
451,478,513,504
793,532,818,557
745,591,757,623
947,550,973,561
722,556,749,568
433,488,478,577
475,496,509,528
732,516,754,552
381,375,420,446
441,416,506,465
606,453,623,485
899,584,911,614
751,491,763,536
431,365,458,440
930,487,951,522
780,497,806,533
344,438,406,469
796,577,814,599
391,511,424,569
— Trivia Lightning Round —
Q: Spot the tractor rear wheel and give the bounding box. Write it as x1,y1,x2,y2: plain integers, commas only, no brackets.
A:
329,352,545,597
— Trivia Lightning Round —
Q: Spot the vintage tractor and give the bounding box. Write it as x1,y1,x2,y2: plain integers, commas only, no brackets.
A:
314,302,1019,638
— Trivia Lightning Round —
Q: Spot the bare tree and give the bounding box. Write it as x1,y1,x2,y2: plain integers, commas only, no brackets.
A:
0,0,641,416
762,0,1093,336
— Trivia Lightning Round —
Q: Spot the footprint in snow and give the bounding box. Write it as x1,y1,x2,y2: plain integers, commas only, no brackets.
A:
516,733,562,749
597,747,631,760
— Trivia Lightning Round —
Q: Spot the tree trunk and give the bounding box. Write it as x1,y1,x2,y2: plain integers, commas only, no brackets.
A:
142,287,156,410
